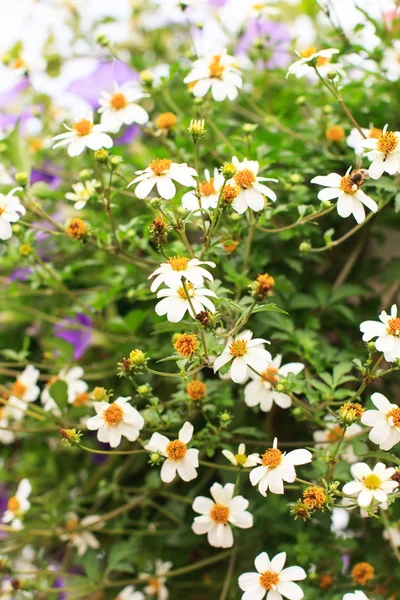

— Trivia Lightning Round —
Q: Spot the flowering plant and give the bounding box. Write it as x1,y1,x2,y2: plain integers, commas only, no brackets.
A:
1,1,400,599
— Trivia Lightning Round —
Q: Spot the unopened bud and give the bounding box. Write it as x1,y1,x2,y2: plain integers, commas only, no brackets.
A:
15,172,28,186
129,349,146,366
59,428,82,446
96,33,110,47
19,243,32,256
110,155,123,167
221,162,236,179
188,119,206,142
299,241,311,253
94,148,109,163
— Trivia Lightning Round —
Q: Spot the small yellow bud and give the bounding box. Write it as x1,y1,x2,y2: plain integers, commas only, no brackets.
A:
19,244,32,256
129,349,146,366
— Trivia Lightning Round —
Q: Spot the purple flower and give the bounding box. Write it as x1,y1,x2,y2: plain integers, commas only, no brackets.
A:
0,78,29,109
67,60,137,108
9,267,33,283
31,164,62,190
115,124,140,146
54,313,93,360
236,19,291,69
341,553,351,573
53,576,67,600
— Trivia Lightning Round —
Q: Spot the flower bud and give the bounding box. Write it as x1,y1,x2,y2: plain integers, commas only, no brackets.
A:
221,162,236,179
19,243,32,256
92,387,109,401
15,172,28,186
137,384,151,396
188,118,206,142
299,241,311,253
129,349,146,366
59,428,82,446
94,148,109,163
110,155,123,167
96,33,110,47
140,70,153,85
338,402,364,424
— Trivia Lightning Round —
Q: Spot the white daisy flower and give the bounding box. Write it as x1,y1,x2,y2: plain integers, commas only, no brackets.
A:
227,156,277,214
6,365,40,421
248,437,312,497
149,256,215,292
181,168,224,212
238,550,307,600
86,396,144,448
342,462,398,507
140,560,172,600
330,507,351,538
244,354,304,413
222,443,258,468
0,187,25,241
65,179,98,210
360,304,400,363
98,82,149,133
361,392,400,451
184,50,242,102
192,482,253,548
41,366,88,415
128,159,197,200
60,513,102,557
313,416,363,464
286,46,339,78
311,167,377,224
145,421,199,483
347,126,382,156
213,329,272,384
52,112,113,157
115,585,145,600
155,281,217,323
2,479,32,530
343,592,370,600
383,524,400,548
362,124,400,180
382,40,400,83
0,410,15,445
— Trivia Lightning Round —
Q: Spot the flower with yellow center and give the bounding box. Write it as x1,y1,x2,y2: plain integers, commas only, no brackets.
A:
222,443,258,468
155,279,217,323
326,125,345,142
186,379,207,401
362,123,400,180
303,486,327,509
2,479,32,530
53,111,113,157
343,461,398,507
182,168,224,213
41,366,88,415
351,562,375,586
66,179,97,210
98,83,149,133
0,187,25,241
59,513,102,557
145,422,199,483
65,217,88,240
192,482,253,548
86,396,144,448
311,167,377,224
184,50,243,102
239,551,307,600
361,391,400,450
149,257,215,292
7,365,40,421
155,112,177,130
141,560,172,600
249,437,312,497
360,304,400,364
128,158,197,200
287,46,339,78
226,156,277,214
214,329,272,384
245,354,304,413
174,333,199,357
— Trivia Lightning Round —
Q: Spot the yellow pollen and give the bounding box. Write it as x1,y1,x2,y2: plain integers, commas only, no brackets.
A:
229,339,247,357
340,175,357,195
149,158,172,176
7,496,20,514
209,55,225,78
299,45,317,58
222,184,240,203
166,439,187,461
363,474,381,490
110,92,127,110
303,485,327,509
73,392,90,407
103,403,124,426
200,179,216,196
169,256,190,271
261,447,282,468
369,127,382,139
234,169,256,189
316,56,330,67
377,131,398,155
235,453,248,465
66,517,79,530
174,333,199,357
261,366,279,385
156,112,177,129
387,407,400,428
11,380,27,398
387,317,400,336
259,571,280,590
177,282,194,299
72,119,93,136
13,58,25,69
186,380,206,401
327,426,343,442
210,503,230,524
148,578,161,593
0,206,5,216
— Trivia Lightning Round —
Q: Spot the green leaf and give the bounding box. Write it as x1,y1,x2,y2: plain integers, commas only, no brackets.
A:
106,541,133,573
252,303,288,315
231,427,267,440
49,380,68,413
361,451,400,466
6,121,31,174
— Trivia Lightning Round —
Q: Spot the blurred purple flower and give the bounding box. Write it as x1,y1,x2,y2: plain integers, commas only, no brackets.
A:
0,78,29,109
67,60,137,108
53,576,67,600
342,553,351,573
31,164,62,190
54,313,93,360
236,20,291,69
9,267,33,283
115,124,140,146
208,0,227,5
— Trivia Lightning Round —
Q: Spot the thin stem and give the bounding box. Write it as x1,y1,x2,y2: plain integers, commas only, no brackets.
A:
257,205,335,233
219,545,238,600
80,444,146,456
193,139,207,238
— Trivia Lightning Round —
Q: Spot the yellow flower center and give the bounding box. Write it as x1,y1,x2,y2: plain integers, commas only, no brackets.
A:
73,392,90,407
363,474,381,490
148,578,161,592
210,503,230,524
149,158,172,176
340,175,357,195
299,45,317,58
234,169,256,189
316,56,330,67
186,380,206,401
327,426,343,442
73,119,93,136
261,447,282,468
235,453,248,465
103,403,124,426
369,127,382,139
253,3,266,9
209,55,225,78
7,496,20,514
110,92,127,110
387,317,400,336
156,112,177,129
377,131,398,155
174,333,199,357
200,179,216,196
166,439,187,461
11,380,27,398
66,517,79,530
222,184,240,203
168,256,190,271
261,366,279,385
259,571,280,590
229,339,247,357
177,282,194,299
387,407,400,427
